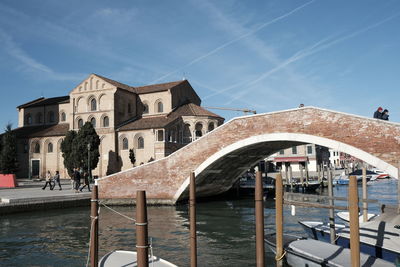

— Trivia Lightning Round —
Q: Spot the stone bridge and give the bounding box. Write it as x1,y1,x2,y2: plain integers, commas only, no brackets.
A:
97,107,400,204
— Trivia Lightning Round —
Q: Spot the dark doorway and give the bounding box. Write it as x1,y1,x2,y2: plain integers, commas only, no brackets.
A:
31,160,40,178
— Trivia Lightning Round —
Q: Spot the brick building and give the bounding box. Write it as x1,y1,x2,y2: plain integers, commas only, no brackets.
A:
13,74,224,179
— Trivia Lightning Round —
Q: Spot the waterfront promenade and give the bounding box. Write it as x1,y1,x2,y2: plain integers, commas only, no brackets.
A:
0,179,91,214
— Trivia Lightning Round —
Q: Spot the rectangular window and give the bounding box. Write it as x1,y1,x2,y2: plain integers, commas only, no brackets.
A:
292,146,297,154
279,149,284,155
157,130,164,142
307,145,313,154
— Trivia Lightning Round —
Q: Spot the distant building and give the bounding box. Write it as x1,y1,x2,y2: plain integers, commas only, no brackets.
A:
329,149,341,168
266,144,330,175
13,74,224,178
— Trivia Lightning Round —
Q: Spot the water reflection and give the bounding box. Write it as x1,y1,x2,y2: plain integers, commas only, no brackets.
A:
0,179,397,266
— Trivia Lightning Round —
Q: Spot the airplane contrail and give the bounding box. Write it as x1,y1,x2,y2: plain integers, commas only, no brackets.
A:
214,11,400,104
151,0,316,84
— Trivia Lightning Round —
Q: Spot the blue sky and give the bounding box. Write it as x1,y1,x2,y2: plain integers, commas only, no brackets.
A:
0,0,399,129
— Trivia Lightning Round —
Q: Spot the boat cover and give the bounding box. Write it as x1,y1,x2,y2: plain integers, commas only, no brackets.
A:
289,239,393,266
99,250,177,267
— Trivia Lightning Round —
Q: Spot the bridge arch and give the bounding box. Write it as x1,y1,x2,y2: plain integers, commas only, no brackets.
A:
173,132,397,202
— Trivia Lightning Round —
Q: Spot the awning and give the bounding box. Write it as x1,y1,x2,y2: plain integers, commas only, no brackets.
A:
274,156,308,163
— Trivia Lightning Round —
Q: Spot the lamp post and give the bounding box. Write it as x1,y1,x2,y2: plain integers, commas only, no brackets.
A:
87,143,91,182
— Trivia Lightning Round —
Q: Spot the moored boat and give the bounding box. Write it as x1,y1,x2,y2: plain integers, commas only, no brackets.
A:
299,218,400,263
99,250,177,267
337,211,379,223
265,233,393,267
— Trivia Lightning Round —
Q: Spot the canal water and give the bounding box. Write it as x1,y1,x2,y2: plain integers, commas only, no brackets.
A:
0,179,397,267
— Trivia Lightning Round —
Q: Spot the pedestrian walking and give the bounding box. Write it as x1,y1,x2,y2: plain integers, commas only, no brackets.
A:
42,171,53,190
373,107,383,119
53,170,62,190
73,168,81,193
80,171,91,192
381,109,389,120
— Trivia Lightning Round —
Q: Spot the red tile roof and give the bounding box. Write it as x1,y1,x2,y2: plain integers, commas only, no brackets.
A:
118,103,223,131
135,80,185,94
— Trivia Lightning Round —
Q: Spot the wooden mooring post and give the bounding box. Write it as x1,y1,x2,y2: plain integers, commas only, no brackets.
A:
275,173,284,266
362,167,368,223
90,185,99,267
398,165,400,214
190,172,197,267
349,175,360,266
305,161,309,185
136,190,149,267
327,168,336,244
255,171,265,266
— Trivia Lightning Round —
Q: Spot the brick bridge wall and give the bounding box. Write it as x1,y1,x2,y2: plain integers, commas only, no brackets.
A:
97,107,400,204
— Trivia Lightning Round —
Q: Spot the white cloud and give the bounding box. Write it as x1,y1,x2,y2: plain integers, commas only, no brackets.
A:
0,28,84,81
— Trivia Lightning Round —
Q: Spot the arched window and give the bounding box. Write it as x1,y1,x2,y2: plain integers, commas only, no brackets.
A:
48,143,53,153
78,119,83,128
183,124,191,143
122,138,128,150
143,104,149,114
90,98,97,111
36,113,42,123
26,114,32,125
34,143,40,153
195,123,203,139
60,112,66,122
208,122,215,132
90,117,96,128
157,101,163,113
48,111,55,123
137,137,144,149
103,116,109,127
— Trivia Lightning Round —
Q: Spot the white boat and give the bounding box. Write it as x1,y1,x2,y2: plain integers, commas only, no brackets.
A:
99,250,177,267
337,211,379,223
265,233,393,267
371,169,391,179
299,217,400,263
333,169,376,185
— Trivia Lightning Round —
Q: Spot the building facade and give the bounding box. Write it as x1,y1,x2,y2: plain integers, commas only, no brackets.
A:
266,144,330,176
13,74,224,179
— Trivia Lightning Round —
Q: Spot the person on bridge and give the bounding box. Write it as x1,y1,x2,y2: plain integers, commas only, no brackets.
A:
374,107,383,119
373,107,383,119
381,109,389,120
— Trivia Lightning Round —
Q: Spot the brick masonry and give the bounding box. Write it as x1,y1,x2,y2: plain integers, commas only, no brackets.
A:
97,107,400,204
